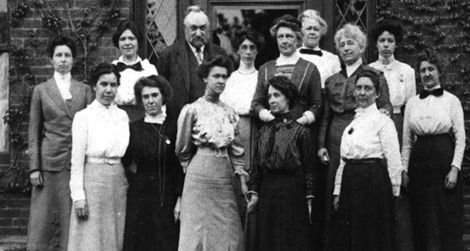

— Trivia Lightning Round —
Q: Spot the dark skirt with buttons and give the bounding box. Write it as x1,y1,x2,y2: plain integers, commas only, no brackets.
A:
408,134,463,251
329,159,395,251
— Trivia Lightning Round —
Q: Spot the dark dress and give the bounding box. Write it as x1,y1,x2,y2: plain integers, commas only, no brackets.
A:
319,64,392,247
249,113,316,251
122,117,183,251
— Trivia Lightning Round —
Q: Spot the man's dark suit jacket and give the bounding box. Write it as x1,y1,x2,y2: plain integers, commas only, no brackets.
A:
156,39,226,118
28,78,93,172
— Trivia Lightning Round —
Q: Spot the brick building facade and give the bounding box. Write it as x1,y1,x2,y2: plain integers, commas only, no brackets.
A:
1,0,470,249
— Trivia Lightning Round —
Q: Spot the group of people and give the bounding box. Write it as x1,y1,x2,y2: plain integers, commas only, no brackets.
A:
26,4,464,251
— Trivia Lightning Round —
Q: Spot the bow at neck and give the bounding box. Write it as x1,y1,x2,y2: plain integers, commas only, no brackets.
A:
116,61,143,72
419,88,443,99
299,48,323,56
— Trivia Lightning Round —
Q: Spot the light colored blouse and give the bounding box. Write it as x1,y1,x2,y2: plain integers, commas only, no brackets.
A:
53,72,72,100
298,47,341,88
175,96,246,175
334,103,402,197
369,56,416,114
112,56,158,105
220,70,258,115
401,90,465,170
70,100,130,201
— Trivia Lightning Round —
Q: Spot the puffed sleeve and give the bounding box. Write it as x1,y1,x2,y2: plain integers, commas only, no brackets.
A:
251,64,269,118
229,112,247,177
379,118,403,196
404,66,416,104
175,104,196,172
70,111,88,202
298,127,315,197
28,86,43,172
450,96,465,169
401,99,415,171
376,71,393,114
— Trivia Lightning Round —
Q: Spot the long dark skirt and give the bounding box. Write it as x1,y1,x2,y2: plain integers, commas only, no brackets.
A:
257,171,313,251
123,171,179,251
324,112,355,247
329,159,394,251
408,134,463,251
391,112,415,251
27,170,71,251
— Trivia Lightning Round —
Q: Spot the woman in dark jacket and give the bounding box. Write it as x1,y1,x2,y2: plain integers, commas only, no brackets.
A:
122,75,183,251
248,76,315,251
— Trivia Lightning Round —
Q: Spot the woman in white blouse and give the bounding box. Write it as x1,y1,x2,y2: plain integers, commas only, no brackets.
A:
331,68,402,251
68,63,130,251
112,19,158,121
369,19,416,145
369,19,416,251
402,49,465,251
220,30,261,174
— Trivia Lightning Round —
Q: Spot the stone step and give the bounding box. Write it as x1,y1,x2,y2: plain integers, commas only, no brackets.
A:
0,236,26,251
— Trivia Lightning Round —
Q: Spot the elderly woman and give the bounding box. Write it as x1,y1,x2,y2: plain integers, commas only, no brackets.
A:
331,68,402,251
369,19,416,251
251,14,322,126
122,75,183,251
317,24,392,244
176,55,247,251
298,9,341,88
68,63,129,251
27,36,93,251
247,76,315,250
112,19,158,121
402,49,465,251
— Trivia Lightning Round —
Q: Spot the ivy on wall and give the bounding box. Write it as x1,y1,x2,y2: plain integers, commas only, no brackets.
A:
378,0,470,179
3,0,122,193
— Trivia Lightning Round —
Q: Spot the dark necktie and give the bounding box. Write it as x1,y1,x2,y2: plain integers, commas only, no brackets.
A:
419,88,443,99
116,62,143,72
299,48,323,56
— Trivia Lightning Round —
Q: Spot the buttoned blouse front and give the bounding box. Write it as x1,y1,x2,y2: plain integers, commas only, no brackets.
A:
175,97,246,174
369,57,416,113
333,104,402,196
69,100,130,201
401,91,465,171
112,56,158,105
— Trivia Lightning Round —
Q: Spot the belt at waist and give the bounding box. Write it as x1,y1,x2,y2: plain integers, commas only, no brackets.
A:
196,146,228,157
343,158,381,165
416,133,450,140
87,156,121,164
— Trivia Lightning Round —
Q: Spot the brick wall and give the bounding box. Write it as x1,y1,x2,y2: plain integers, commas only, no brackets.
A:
0,194,29,236
2,0,132,239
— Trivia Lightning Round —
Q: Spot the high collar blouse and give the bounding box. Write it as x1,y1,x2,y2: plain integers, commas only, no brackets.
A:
70,100,130,201
112,56,158,105
369,56,416,113
401,91,465,170
333,103,402,197
175,96,246,175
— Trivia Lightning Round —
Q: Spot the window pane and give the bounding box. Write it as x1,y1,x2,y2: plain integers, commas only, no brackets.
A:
146,0,177,62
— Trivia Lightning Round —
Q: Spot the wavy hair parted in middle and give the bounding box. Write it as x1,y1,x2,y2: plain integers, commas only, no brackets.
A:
334,23,367,53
